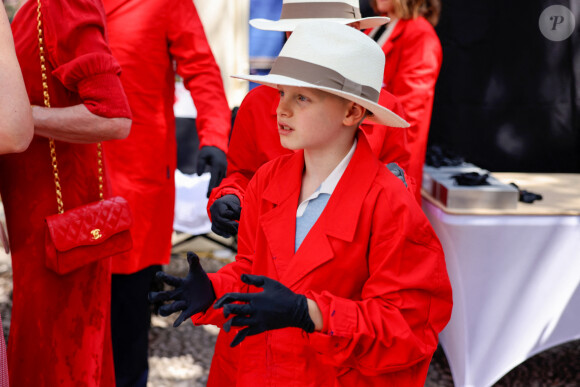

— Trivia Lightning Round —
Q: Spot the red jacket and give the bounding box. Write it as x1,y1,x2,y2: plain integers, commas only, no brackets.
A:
374,17,442,202
102,0,231,273
197,133,452,386
207,85,410,213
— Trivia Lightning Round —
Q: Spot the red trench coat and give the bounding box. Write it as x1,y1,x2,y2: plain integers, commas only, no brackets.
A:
197,133,452,386
375,17,442,202
102,0,231,273
207,85,411,214
0,0,131,384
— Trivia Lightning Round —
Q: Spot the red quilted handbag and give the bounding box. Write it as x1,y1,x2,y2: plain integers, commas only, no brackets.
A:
45,197,133,275
37,1,132,275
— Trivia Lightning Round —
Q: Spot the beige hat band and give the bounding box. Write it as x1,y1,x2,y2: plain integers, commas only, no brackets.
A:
280,2,361,20
270,56,379,102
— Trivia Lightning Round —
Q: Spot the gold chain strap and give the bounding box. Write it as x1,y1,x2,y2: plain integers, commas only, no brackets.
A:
35,0,104,214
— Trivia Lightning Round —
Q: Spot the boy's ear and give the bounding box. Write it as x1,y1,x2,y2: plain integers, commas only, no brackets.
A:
343,102,366,127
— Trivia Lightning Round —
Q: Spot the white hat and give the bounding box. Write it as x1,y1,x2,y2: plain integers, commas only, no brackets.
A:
233,21,409,128
250,0,389,32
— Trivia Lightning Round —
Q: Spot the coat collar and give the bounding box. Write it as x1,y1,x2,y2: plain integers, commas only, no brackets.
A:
259,132,381,288
381,18,407,57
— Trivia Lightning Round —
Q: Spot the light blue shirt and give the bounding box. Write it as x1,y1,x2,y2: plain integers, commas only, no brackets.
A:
295,139,357,251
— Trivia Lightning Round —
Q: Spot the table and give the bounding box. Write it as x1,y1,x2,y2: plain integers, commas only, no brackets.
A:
422,173,580,387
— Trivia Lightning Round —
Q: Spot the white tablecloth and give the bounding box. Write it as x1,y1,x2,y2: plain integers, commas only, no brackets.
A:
423,199,580,387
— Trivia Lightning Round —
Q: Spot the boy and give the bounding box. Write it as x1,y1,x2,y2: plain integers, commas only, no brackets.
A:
208,0,412,239
151,21,452,386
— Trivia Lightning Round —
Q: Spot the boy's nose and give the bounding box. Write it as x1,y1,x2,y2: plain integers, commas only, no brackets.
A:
276,99,290,117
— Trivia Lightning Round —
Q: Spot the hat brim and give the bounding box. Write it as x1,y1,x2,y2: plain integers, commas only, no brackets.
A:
232,73,409,128
250,16,390,32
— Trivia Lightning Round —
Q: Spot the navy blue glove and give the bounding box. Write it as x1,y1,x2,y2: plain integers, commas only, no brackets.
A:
196,146,227,197
209,194,241,238
148,252,215,327
214,274,315,347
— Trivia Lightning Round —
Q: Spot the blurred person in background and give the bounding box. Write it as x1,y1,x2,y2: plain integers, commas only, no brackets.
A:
367,0,442,202
0,0,131,384
101,0,231,385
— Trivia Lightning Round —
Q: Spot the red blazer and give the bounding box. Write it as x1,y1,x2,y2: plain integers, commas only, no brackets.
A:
102,0,231,273
375,17,443,201
207,85,411,215
196,133,452,386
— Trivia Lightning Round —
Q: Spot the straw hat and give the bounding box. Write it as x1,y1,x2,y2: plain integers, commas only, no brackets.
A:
233,21,409,128
250,0,389,32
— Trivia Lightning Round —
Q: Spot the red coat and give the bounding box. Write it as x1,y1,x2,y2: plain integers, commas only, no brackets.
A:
102,0,231,273
207,85,411,213
374,17,443,202
197,133,452,386
0,0,131,384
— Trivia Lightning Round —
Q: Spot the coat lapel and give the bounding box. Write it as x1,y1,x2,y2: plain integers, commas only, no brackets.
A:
382,19,406,58
281,133,381,289
259,152,304,280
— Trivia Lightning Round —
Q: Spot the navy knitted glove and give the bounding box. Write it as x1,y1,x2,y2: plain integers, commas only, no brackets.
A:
196,146,227,197
149,252,215,327
209,194,241,238
214,274,315,347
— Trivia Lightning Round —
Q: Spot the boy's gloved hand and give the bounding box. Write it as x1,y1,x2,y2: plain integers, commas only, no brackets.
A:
196,146,227,197
209,194,241,238
148,252,215,327
386,162,407,187
214,274,315,347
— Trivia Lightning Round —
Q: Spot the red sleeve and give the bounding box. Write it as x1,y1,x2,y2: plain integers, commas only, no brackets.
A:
44,0,130,118
361,90,411,170
167,0,231,152
207,87,281,218
389,19,442,145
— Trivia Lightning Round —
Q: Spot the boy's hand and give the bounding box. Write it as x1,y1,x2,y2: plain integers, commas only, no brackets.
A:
209,194,241,238
149,252,215,327
214,274,315,347
196,146,227,197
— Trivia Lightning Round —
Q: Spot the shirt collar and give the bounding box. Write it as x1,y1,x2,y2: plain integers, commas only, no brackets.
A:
297,138,357,216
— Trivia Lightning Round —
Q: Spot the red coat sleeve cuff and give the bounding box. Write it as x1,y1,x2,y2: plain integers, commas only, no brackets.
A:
306,290,357,357
77,73,132,119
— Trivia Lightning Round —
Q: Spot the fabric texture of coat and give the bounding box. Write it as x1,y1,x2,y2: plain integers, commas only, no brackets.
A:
102,0,231,274
207,85,411,213
0,0,131,384
197,132,452,386
371,17,442,202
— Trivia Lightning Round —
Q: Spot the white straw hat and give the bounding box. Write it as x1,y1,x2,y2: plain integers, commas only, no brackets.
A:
233,21,409,128
250,0,389,32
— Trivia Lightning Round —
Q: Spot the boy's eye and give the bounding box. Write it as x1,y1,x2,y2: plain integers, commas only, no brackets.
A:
279,90,285,97
297,95,308,102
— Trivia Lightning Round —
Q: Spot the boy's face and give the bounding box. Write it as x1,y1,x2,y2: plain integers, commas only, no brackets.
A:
276,85,351,151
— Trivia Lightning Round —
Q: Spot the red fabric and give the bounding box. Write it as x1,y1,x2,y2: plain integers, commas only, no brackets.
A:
102,0,231,274
196,133,452,386
374,17,443,202
207,85,411,214
0,0,130,385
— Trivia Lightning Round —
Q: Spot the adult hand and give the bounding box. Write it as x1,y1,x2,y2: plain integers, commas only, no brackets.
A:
386,162,407,187
214,274,315,347
196,146,227,197
149,252,215,327
209,194,241,238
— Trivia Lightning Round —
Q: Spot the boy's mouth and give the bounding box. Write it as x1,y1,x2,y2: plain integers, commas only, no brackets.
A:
278,123,294,135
